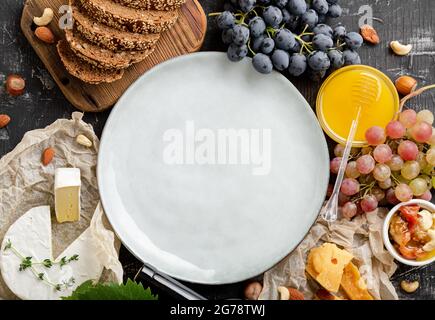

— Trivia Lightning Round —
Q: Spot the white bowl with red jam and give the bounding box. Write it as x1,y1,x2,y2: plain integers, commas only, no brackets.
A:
383,199,435,266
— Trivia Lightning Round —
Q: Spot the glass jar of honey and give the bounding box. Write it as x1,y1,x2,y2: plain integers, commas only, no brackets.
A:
316,65,400,147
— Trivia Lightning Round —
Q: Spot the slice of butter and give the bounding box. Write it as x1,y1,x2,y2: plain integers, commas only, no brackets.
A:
55,168,81,223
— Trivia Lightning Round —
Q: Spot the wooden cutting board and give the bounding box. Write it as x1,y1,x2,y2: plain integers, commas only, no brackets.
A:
20,0,207,112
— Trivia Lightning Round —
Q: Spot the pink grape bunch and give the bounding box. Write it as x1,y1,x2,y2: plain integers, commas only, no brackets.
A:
329,108,435,220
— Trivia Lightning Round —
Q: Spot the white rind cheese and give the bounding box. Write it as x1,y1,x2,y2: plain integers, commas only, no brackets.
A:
55,168,81,223
0,206,105,300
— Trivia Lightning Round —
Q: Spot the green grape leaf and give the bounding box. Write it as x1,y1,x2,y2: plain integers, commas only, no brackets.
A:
62,279,158,300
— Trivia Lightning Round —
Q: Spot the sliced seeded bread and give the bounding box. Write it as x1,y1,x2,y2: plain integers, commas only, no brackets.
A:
65,29,154,69
111,0,186,11
76,0,179,34
72,4,160,51
57,40,124,84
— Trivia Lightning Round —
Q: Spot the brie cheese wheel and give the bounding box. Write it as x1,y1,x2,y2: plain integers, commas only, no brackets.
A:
55,168,81,223
0,206,105,300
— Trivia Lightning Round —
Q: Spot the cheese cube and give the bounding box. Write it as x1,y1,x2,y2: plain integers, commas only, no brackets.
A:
55,168,81,223
306,243,353,293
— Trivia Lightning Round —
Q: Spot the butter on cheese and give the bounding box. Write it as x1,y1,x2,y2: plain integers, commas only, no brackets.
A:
340,262,373,300
55,168,81,223
306,243,353,293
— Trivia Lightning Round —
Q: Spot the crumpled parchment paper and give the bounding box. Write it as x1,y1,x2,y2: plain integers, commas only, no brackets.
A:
0,112,122,300
260,208,399,300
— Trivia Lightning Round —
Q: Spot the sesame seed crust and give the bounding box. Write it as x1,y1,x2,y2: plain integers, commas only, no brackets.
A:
76,0,179,34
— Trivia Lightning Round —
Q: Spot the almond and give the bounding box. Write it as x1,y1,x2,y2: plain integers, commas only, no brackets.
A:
42,147,55,166
316,289,336,300
6,74,25,96
35,26,55,44
360,24,380,45
288,288,305,300
76,134,93,147
0,114,11,128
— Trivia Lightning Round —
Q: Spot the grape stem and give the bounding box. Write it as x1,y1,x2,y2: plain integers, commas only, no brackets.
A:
266,26,279,39
294,25,315,55
235,21,249,27
294,35,313,54
390,173,401,186
247,38,255,56
399,84,435,113
331,43,346,50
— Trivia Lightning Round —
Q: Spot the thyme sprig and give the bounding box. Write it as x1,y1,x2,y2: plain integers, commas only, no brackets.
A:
3,239,79,291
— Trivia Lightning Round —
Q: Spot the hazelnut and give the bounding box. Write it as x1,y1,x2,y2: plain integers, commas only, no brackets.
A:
244,281,262,300
395,76,418,96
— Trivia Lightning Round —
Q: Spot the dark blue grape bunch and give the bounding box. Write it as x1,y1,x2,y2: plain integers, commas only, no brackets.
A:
212,0,362,80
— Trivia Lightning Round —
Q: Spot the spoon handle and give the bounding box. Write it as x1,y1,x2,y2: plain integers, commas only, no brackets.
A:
324,107,361,221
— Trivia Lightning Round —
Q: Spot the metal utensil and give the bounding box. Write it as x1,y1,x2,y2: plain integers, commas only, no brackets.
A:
141,264,207,300
321,73,381,222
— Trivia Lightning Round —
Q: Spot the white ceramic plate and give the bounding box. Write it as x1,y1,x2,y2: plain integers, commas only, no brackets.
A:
98,52,330,284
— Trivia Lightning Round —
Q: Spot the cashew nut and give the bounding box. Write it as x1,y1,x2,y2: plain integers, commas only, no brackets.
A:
244,282,262,300
400,280,419,293
277,286,290,300
423,229,435,252
418,210,433,231
390,41,413,56
33,8,54,26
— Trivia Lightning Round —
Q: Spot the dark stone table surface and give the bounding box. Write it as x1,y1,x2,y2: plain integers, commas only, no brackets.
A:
0,0,434,300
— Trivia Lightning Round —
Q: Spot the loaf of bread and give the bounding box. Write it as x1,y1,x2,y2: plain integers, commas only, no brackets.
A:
58,0,182,84
57,41,124,84
76,0,179,34
112,0,186,11
65,29,155,69
72,4,160,51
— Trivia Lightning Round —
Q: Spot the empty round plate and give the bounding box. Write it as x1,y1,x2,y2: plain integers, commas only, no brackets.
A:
98,52,330,284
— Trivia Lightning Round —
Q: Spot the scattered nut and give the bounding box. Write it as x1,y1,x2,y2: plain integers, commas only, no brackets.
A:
244,281,262,300
0,114,11,128
34,26,55,44
315,289,339,300
390,41,413,56
41,147,55,166
33,8,54,26
360,25,380,45
6,74,25,96
277,286,304,300
422,229,435,252
76,134,93,147
395,75,417,96
418,210,433,231
400,280,419,293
